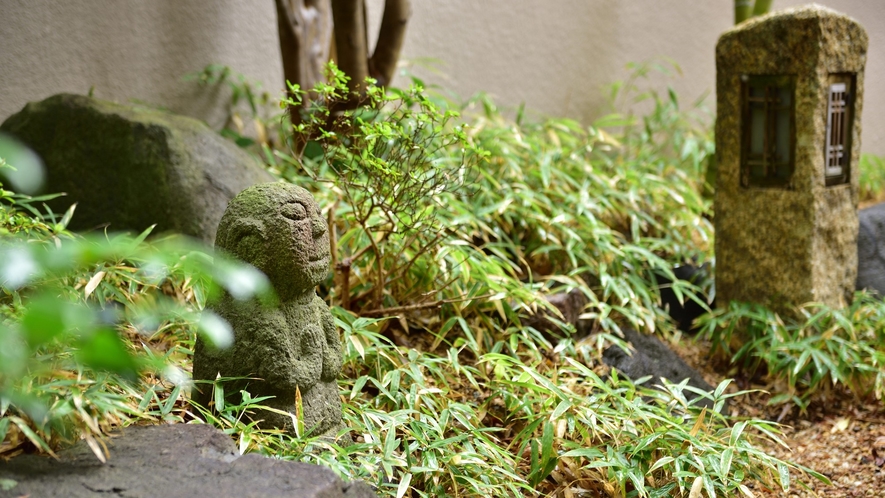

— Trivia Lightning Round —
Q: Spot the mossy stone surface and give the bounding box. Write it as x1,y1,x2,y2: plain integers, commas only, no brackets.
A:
0,93,273,241
715,5,866,311
192,183,343,437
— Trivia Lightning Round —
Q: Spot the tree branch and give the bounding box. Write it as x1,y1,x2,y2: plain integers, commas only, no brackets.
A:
734,0,753,24
369,0,411,87
359,293,497,317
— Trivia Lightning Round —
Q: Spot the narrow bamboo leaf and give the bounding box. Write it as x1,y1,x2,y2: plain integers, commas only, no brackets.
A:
396,472,412,498
58,203,77,230
10,417,56,457
778,462,791,491
648,456,674,474
688,475,704,498
550,400,571,420
161,385,183,416
132,224,156,246
213,375,225,412
719,448,734,480
729,421,747,446
84,271,105,298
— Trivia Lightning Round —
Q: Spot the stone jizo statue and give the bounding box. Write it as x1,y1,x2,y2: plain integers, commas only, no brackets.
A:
192,182,343,437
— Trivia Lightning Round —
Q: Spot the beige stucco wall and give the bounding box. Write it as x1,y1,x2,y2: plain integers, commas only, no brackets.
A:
2,1,883,154
0,0,284,130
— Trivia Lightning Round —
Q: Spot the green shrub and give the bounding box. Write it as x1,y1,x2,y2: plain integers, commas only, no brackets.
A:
279,64,489,315
1,62,842,496
698,294,885,410
190,62,826,496
193,307,826,497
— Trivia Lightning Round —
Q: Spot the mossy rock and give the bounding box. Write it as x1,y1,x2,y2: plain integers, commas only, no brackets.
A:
0,93,274,241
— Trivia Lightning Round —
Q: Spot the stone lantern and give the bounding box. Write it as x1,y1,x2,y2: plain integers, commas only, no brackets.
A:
714,5,867,310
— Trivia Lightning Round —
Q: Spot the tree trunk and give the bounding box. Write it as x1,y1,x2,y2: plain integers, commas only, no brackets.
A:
277,0,411,115
275,0,333,122
330,0,370,97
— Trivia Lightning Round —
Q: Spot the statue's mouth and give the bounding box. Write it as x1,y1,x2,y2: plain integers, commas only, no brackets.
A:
309,252,331,263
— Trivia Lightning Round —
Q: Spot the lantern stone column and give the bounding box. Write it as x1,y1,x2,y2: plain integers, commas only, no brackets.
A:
715,5,867,311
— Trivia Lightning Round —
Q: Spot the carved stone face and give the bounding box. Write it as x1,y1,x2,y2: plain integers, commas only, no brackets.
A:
217,183,331,298
268,186,331,293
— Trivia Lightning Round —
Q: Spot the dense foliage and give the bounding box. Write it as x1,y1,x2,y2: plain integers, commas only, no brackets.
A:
194,64,829,496
7,62,885,496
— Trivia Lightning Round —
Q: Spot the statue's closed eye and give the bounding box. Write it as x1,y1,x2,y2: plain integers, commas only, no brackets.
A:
281,201,308,221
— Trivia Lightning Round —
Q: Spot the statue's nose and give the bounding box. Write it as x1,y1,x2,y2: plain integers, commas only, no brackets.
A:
311,215,326,238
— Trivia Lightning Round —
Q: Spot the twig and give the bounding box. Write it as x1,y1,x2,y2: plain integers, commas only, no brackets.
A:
349,228,390,263
359,293,497,317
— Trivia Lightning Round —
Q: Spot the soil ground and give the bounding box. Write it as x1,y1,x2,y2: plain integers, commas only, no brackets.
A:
672,337,885,497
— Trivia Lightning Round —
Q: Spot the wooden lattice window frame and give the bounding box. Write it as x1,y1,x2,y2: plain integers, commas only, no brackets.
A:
825,74,854,187
740,75,796,188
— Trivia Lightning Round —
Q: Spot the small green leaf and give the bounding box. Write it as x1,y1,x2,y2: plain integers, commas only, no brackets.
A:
132,224,156,246
778,462,791,491
550,399,571,420
350,376,369,400
10,416,54,455
75,328,141,380
58,202,77,230
648,456,674,474
0,418,9,442
729,420,747,446
213,376,225,412
719,448,733,479
161,385,182,416
21,294,93,348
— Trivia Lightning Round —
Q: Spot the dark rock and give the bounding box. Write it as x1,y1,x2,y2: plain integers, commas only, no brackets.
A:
193,183,343,437
857,202,885,295
0,424,376,498
0,93,274,242
654,263,713,333
524,288,588,335
603,328,720,410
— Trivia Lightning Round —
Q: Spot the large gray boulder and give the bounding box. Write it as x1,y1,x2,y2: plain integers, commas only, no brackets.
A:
857,202,885,295
0,93,274,242
0,424,376,498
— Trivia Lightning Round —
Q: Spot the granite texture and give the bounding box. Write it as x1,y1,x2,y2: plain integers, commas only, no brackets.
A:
857,202,885,295
715,5,867,311
192,183,343,437
0,93,274,242
0,424,376,498
603,328,720,411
